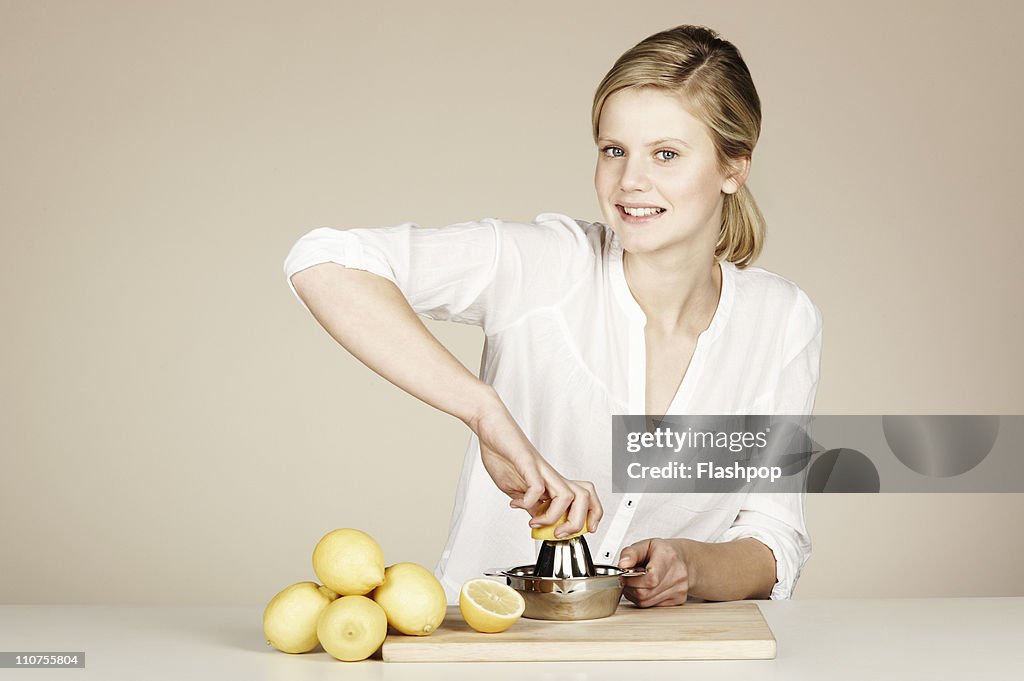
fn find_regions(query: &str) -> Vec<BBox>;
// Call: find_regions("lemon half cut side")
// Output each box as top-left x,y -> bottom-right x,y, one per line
459,578 -> 525,633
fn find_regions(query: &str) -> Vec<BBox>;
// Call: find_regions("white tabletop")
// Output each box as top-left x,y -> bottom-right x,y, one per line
2,598 -> 1022,680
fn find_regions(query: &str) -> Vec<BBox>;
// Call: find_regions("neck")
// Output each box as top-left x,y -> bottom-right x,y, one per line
623,248 -> 722,336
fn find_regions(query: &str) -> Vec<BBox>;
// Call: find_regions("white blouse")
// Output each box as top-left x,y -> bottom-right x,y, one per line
284,212 -> 822,602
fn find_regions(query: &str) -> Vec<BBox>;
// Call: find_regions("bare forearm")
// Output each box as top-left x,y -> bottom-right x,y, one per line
289,263 -> 497,425
680,537 -> 777,601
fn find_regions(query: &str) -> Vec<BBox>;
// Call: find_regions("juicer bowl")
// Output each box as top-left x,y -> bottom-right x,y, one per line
485,564 -> 646,621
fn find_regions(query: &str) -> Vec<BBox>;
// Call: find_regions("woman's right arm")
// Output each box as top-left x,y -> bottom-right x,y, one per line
289,262 -> 602,536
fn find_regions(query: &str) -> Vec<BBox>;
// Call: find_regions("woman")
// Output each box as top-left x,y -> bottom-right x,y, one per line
284,25 -> 821,606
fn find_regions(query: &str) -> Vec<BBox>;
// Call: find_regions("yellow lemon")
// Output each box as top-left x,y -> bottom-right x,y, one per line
312,528 -> 385,596
317,595 -> 388,662
531,513 -> 588,541
459,579 -> 525,633
263,581 -> 338,653
371,562 -> 447,636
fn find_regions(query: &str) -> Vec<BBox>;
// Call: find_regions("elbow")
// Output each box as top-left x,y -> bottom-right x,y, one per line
288,264 -> 325,298
282,227 -> 348,300
287,262 -> 352,312
284,261 -> 346,315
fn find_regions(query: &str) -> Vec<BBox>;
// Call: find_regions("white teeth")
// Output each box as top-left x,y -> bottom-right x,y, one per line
622,206 -> 664,217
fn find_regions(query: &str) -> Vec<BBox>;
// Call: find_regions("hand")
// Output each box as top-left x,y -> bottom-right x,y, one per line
468,397 -> 603,536
618,538 -> 692,607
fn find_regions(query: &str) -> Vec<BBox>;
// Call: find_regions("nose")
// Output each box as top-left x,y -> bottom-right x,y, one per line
619,156 -> 650,192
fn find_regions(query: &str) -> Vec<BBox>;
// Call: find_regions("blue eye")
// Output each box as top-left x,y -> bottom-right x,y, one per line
601,146 -> 624,158
656,150 -> 678,161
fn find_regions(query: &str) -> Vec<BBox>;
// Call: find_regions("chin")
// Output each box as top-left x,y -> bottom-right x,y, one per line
611,228 -> 662,255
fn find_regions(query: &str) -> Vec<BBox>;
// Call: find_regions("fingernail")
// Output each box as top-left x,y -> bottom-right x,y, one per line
530,522 -> 541,528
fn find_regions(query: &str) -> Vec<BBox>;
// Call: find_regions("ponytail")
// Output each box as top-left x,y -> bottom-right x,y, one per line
717,183 -> 765,268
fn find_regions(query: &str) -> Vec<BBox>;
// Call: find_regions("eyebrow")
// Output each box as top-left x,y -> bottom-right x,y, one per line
597,136 -> 692,149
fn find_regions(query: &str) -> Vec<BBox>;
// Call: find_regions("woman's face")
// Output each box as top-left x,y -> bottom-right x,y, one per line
594,87 -> 740,258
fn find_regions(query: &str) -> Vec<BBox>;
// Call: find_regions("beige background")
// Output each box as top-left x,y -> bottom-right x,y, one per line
2,0 -> 1022,604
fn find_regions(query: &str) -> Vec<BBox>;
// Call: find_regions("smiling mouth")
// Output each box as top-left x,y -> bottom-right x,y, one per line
617,204 -> 666,221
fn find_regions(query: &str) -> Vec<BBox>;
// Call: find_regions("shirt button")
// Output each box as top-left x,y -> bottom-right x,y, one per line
625,498 -> 634,508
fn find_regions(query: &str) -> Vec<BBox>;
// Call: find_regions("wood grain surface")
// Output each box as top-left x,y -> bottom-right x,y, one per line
382,601 -> 776,662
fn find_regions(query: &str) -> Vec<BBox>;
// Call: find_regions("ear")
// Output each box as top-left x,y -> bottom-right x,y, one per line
722,156 -> 751,195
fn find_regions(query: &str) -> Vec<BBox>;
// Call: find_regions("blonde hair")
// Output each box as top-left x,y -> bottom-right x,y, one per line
592,25 -> 765,267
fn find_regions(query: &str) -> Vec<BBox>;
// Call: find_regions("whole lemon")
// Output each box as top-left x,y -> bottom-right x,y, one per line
317,595 -> 388,662
263,581 -> 338,653
312,528 -> 385,596
371,562 -> 447,635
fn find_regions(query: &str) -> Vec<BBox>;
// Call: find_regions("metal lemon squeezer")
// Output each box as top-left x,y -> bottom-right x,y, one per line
485,534 -> 646,621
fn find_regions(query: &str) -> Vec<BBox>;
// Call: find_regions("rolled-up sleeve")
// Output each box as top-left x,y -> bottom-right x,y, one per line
283,220 -> 498,325
717,492 -> 811,599
282,214 -> 592,333
718,292 -> 822,599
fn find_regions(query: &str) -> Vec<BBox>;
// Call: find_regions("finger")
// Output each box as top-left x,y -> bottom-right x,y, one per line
623,589 -> 642,606
622,586 -> 675,608
512,494 -> 545,512
520,497 -> 550,518
526,463 -> 574,527
624,590 -> 658,608
622,543 -> 667,590
574,481 -> 603,533
654,594 -> 688,607
623,568 -> 662,591
623,548 -> 688,604
532,477 -> 573,524
626,589 -> 687,608
558,484 -> 590,538
618,539 -> 652,569
518,463 -> 547,512
532,487 -> 573,528
625,575 -> 688,607
521,485 -> 544,512
624,575 -> 672,601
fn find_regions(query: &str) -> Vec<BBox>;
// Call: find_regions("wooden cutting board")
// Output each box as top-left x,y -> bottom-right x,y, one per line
382,601 -> 776,662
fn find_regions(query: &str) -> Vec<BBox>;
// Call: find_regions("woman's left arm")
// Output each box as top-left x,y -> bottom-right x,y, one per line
618,537 -> 775,605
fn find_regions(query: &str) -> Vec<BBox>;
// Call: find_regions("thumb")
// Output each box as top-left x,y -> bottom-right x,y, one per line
618,540 -> 651,569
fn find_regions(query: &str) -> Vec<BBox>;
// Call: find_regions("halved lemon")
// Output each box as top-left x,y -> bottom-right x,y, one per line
459,579 -> 525,633
532,518 -> 589,540
532,501 -> 589,544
